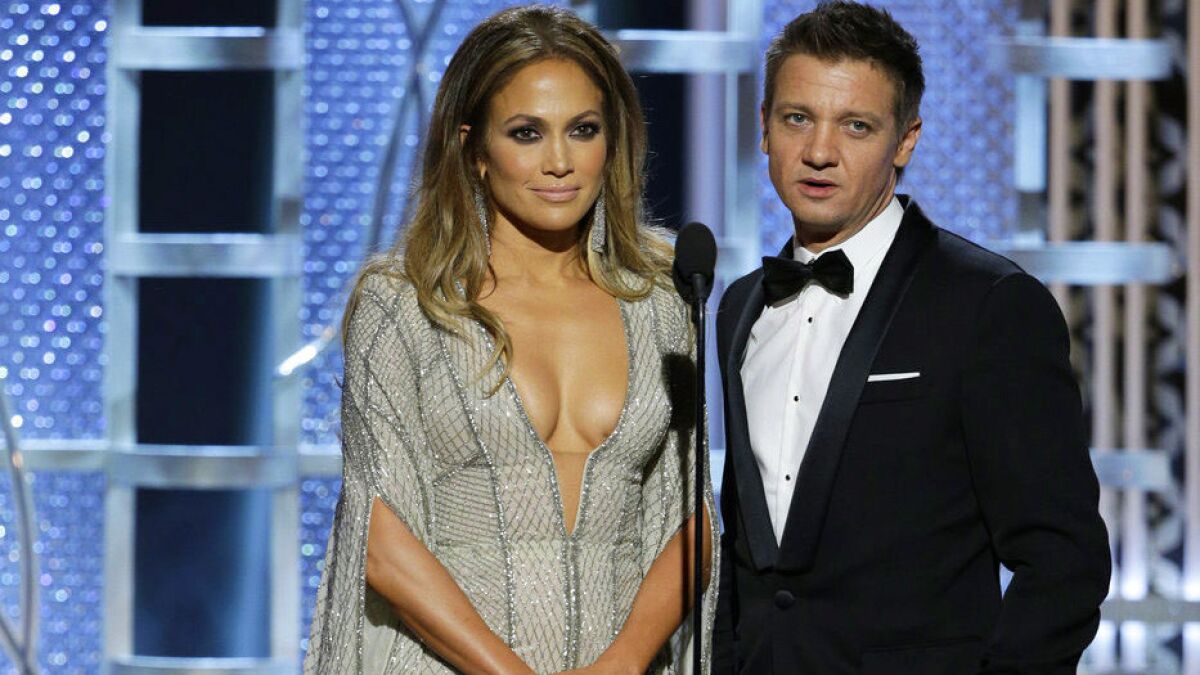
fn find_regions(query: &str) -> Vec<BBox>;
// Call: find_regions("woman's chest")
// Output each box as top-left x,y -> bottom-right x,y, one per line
417,301 -> 671,478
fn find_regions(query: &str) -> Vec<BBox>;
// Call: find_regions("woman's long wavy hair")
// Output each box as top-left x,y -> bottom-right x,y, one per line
344,5 -> 672,382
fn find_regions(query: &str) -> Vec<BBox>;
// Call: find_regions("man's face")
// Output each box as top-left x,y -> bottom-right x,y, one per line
762,54 -> 921,250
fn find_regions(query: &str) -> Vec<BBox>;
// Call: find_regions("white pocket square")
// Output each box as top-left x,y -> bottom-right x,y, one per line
867,371 -> 921,382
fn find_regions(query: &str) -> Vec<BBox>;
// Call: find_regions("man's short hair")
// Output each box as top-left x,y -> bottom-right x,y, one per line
764,1 -> 924,128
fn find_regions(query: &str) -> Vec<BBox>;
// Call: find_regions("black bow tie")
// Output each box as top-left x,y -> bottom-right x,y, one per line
761,249 -> 854,303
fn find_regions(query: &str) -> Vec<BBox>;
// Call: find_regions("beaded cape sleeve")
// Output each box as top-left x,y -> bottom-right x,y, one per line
639,284 -> 721,673
303,272 -> 440,673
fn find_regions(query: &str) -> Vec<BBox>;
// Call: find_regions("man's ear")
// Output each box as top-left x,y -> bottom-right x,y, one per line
893,116 -> 922,169
759,104 -> 769,154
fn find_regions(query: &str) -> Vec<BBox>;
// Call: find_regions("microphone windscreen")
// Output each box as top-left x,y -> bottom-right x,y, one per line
673,221 -> 717,302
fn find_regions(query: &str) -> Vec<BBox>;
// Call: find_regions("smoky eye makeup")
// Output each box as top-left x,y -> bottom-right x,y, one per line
571,121 -> 601,138
505,123 -> 543,143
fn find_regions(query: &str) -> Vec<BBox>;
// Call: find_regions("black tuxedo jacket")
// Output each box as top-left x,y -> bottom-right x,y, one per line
712,198 -> 1110,674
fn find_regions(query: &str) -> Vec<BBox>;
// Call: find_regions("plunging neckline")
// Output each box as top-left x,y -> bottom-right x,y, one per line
499,298 -> 634,538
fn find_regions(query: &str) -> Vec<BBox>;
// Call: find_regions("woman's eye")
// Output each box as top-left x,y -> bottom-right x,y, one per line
509,127 -> 541,142
571,122 -> 601,138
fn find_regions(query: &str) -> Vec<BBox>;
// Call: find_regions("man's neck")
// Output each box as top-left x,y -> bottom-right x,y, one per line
795,182 -> 898,254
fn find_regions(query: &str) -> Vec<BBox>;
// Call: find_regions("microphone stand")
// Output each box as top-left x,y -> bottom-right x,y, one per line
689,272 -> 707,675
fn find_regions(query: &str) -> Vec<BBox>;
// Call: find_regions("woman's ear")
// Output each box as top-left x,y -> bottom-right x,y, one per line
460,124 -> 487,180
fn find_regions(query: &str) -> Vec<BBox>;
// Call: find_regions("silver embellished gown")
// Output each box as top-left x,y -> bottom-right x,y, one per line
304,272 -> 719,674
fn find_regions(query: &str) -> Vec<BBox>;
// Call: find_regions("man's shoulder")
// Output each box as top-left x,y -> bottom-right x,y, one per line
923,223 -> 1030,291
915,220 -> 1060,321
899,198 -> 1025,285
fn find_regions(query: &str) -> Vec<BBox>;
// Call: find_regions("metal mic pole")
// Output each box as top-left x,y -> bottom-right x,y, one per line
690,272 -> 707,675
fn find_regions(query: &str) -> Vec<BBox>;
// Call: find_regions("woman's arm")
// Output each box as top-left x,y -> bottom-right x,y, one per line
565,505 -> 713,674
310,275 -> 531,674
366,496 -> 535,675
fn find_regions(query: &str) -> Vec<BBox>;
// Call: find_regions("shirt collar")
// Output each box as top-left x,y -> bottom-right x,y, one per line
792,197 -> 905,272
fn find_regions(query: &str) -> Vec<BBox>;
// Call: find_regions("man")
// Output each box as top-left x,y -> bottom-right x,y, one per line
711,2 -> 1111,673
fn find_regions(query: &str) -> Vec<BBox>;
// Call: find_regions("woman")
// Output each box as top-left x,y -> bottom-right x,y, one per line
304,6 -> 718,673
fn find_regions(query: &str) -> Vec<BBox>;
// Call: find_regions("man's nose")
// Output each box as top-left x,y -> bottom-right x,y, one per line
802,125 -> 838,170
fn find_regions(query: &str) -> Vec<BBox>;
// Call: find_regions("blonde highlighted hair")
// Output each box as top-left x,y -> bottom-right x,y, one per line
344,5 -> 672,381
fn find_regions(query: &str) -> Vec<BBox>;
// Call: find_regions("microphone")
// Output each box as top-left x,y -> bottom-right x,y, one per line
673,221 -> 717,304
672,221 -> 716,674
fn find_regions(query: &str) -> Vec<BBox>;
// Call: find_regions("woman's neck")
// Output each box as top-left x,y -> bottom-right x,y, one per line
488,221 -> 588,287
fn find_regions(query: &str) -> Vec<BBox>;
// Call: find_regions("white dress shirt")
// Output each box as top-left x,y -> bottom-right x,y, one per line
741,197 -> 905,543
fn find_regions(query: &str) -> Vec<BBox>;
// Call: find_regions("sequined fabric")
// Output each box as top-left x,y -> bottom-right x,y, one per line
304,271 -> 719,674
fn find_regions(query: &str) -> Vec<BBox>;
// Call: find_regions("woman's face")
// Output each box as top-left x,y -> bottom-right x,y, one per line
475,58 -> 608,241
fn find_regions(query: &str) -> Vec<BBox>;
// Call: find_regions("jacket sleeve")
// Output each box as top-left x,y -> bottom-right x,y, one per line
959,273 -> 1111,673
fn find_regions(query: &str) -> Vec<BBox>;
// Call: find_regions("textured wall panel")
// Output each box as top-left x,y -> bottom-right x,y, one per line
0,2 -> 108,440
0,471 -> 104,674
299,477 -> 339,652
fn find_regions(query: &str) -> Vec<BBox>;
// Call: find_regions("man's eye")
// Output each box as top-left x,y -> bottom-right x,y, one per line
785,113 -> 808,125
848,121 -> 870,133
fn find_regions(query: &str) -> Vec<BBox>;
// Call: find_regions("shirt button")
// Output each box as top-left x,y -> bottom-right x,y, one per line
774,590 -> 795,609
784,474 -> 791,481
793,395 -> 799,402
807,317 -> 814,324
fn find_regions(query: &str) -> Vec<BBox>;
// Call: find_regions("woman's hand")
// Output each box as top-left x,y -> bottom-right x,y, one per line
554,648 -> 643,674
555,663 -> 640,675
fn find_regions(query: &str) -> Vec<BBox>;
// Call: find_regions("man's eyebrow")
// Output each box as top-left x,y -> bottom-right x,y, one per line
772,101 -> 809,112
841,110 -> 885,125
771,104 -> 886,125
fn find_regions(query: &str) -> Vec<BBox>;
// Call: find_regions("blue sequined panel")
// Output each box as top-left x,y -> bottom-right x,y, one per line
299,477 -> 340,654
0,2 -> 107,671
0,2 -> 108,440
0,471 -> 105,674
759,0 -> 1018,252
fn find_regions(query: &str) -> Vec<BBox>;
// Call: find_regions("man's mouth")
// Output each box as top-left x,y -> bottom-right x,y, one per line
798,178 -> 837,197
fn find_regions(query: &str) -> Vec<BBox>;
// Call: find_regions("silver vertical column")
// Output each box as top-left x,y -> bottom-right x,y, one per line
102,0 -> 303,672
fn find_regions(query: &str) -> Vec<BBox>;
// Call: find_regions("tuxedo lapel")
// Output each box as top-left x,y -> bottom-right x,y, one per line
721,270 -> 780,570
776,200 -> 936,572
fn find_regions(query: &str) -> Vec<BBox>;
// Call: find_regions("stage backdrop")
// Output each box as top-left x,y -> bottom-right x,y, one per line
5,0 -> 1193,673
